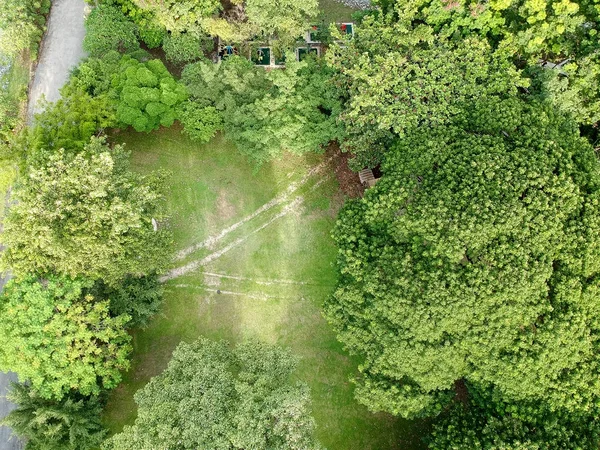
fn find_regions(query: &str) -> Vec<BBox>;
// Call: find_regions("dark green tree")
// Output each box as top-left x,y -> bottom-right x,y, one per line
83,4 -> 140,57
2,384 -> 106,450
102,339 -> 323,450
429,385 -> 600,449
324,98 -> 600,418
0,276 -> 131,399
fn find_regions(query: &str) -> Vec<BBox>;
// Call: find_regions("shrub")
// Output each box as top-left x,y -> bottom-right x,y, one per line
163,32 -> 211,65
178,101 -> 222,142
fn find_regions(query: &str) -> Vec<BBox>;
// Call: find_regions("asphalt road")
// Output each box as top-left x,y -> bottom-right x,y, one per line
2,0 -> 88,448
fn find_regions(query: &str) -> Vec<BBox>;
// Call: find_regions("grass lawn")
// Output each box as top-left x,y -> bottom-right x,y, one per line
103,126 -> 427,450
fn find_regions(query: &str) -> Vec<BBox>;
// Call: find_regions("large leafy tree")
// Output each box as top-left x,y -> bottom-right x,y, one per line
327,19 -> 523,167
324,98 -> 600,419
2,383 -> 106,450
2,136 -> 170,283
0,276 -> 131,399
103,339 -> 323,450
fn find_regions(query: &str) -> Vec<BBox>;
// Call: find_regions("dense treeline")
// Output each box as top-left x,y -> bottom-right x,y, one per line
1,0 -> 600,448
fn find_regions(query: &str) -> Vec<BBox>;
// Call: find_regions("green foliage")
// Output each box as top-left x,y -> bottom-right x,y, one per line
133,0 -> 221,35
2,136 -> 170,284
244,0 -> 319,43
325,98 -> 600,419
181,55 -> 343,164
163,32 -> 210,65
2,384 -> 107,450
0,0 -> 50,57
328,21 -> 523,167
104,0 -> 166,48
115,56 -> 188,132
429,385 -> 600,449
0,276 -> 131,399
91,274 -> 164,328
103,339 -> 323,450
30,90 -> 118,152
83,4 -> 140,57
371,0 -> 600,126
178,101 -> 223,143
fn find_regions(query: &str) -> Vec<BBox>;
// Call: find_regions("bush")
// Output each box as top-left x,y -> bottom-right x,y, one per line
178,101 -> 222,142
83,4 -> 139,57
163,32 -> 211,65
115,56 -> 188,132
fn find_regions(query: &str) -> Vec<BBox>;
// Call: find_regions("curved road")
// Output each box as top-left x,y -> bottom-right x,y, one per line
1,0 -> 87,448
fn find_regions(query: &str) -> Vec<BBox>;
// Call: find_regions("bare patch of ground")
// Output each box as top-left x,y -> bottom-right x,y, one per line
325,142 -> 364,198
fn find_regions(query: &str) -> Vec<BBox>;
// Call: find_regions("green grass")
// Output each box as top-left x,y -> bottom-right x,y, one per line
103,126 -> 427,450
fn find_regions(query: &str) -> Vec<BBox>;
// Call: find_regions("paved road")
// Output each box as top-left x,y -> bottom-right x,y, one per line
2,1 -> 88,448
27,0 -> 88,120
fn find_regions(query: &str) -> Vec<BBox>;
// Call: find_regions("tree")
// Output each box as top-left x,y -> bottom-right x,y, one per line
0,0 -> 50,57
328,21 -> 523,167
115,56 -> 188,132
103,339 -> 323,450
244,0 -> 318,43
2,383 -> 106,450
369,0 -> 600,126
91,274 -> 164,328
324,98 -> 600,419
2,136 -> 170,284
163,32 -> 210,65
182,55 -> 343,164
0,276 -> 131,399
133,0 -> 221,36
429,385 -> 600,449
83,4 -> 140,58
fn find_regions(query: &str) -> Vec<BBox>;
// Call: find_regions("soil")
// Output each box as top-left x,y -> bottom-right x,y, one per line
325,142 -> 365,198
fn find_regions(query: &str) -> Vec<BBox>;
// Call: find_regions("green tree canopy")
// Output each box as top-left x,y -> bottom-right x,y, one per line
103,339 -> 323,450
324,98 -> 600,419
83,4 -> 140,58
429,384 -> 600,449
182,55 -> 343,164
0,276 -> 131,399
2,136 -> 170,284
2,384 -> 107,450
369,0 -> 600,126
328,19 -> 523,167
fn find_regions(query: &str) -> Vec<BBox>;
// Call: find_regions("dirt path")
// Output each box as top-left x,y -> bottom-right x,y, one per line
27,0 -> 88,121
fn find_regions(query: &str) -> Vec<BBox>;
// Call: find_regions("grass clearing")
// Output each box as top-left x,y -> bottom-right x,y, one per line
103,126 -> 427,449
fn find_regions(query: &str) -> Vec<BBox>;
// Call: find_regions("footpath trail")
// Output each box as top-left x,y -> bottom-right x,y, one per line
27,0 -> 88,120
1,1 -> 88,448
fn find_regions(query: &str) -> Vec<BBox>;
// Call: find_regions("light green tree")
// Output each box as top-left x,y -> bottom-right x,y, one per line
325,98 -> 600,418
103,339 -> 323,450
2,136 -> 170,283
0,0 -> 50,57
0,276 -> 131,399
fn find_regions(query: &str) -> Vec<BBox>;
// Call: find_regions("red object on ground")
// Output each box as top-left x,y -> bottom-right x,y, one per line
341,24 -> 347,31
